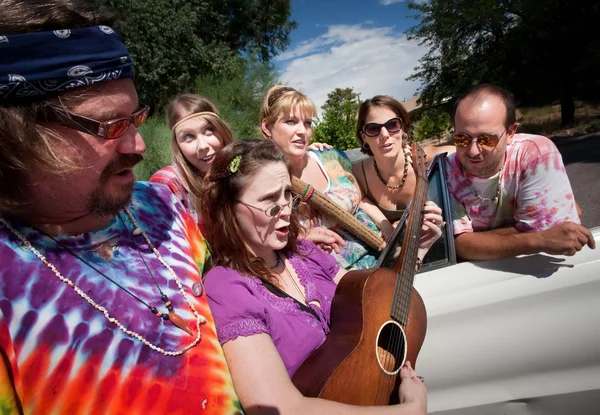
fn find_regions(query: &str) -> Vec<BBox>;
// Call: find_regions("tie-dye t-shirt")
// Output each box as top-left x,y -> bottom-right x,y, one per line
445,133 -> 580,235
306,149 -> 380,270
0,182 -> 241,415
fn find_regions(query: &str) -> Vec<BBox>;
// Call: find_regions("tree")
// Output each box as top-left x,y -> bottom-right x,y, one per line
312,87 -> 362,150
406,0 -> 600,126
412,108 -> 450,143
195,57 -> 280,139
101,0 -> 296,109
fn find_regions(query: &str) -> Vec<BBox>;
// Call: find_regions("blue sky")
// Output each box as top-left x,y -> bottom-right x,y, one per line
275,0 -> 428,114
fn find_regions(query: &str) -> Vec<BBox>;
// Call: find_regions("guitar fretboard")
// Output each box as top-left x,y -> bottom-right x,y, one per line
390,151 -> 428,326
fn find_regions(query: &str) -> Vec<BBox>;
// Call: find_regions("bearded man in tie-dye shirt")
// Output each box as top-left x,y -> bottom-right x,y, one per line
444,84 -> 595,261
0,1 -> 241,413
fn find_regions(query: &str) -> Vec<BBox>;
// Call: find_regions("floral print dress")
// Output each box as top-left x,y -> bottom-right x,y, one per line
304,149 -> 380,270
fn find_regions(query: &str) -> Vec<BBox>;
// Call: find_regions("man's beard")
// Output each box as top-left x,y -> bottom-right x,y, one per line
462,151 -> 504,178
87,154 -> 143,217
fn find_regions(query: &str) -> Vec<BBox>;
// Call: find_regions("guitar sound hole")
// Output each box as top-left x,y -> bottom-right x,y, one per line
375,321 -> 407,375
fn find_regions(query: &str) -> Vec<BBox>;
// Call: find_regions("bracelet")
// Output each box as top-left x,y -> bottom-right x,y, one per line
415,257 -> 423,271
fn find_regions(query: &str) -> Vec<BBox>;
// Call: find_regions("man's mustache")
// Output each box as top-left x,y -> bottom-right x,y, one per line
100,154 -> 144,182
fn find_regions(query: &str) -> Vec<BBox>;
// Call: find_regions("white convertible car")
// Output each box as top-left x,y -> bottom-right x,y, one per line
373,153 -> 600,414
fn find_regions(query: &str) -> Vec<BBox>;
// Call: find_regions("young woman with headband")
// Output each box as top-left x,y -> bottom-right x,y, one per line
150,94 -> 234,225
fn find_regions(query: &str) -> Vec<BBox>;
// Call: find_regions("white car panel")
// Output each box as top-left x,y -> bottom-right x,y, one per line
414,228 -> 600,414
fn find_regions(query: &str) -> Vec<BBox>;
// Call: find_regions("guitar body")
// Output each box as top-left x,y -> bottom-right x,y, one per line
292,267 -> 427,406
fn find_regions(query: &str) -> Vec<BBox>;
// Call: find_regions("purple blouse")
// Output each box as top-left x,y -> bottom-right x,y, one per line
205,239 -> 340,377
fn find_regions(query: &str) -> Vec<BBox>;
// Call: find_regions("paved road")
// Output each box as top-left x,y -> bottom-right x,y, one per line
558,134 -> 600,229
345,133 -> 600,229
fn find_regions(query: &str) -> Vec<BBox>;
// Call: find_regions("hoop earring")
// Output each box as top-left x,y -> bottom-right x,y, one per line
362,143 -> 370,151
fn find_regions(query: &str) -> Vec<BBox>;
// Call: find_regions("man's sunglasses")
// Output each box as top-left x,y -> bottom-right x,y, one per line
452,130 -> 506,148
42,105 -> 150,140
362,117 -> 403,137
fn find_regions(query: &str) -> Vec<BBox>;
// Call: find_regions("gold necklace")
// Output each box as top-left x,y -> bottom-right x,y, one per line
0,208 -> 206,356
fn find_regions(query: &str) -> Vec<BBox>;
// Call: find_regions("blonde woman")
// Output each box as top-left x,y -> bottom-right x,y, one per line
150,94 -> 233,224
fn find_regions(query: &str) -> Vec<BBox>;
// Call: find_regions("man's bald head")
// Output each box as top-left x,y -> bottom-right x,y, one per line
452,84 -> 516,129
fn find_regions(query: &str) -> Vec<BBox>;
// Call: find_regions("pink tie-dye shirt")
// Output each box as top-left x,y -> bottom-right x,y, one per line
445,134 -> 580,235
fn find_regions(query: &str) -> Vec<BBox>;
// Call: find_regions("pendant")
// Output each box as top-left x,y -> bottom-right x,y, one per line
89,236 -> 119,261
169,311 -> 194,336
191,281 -> 203,297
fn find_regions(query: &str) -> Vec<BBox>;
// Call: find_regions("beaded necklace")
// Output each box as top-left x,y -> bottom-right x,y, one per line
373,145 -> 412,190
0,208 -> 206,356
462,164 -> 504,203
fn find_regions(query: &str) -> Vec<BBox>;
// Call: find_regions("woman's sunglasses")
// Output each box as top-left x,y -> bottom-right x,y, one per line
42,105 -> 150,140
238,195 -> 301,217
362,117 -> 403,137
452,130 -> 506,148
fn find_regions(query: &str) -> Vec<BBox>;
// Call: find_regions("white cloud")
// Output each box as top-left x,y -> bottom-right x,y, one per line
277,24 -> 427,115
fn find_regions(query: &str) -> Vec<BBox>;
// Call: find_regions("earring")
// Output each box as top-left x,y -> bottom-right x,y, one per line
362,143 -> 370,151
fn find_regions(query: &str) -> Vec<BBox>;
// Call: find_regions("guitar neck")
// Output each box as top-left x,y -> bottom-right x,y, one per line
390,144 -> 429,326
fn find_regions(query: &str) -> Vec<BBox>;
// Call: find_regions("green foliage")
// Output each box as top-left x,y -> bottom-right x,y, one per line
101,0 -> 296,109
195,57 -> 279,139
412,110 -> 450,142
312,87 -> 362,151
406,0 -> 600,126
133,117 -> 172,181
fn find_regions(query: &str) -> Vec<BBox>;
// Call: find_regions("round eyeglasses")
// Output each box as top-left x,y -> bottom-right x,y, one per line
362,117 -> 403,137
238,195 -> 301,217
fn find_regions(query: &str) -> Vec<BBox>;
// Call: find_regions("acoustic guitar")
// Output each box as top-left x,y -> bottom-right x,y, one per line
292,143 -> 429,406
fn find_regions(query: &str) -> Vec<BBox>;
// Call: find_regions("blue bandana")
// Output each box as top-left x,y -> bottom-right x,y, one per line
0,25 -> 134,105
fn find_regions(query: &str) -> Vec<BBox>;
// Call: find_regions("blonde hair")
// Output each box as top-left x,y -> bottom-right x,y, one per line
259,85 -> 317,138
165,94 -> 234,210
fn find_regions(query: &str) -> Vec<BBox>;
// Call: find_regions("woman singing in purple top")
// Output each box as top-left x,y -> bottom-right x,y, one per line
201,140 -> 444,414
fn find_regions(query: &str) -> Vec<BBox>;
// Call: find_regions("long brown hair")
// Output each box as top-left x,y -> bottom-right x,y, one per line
0,0 -> 117,215
356,95 -> 412,156
200,139 -> 302,285
165,94 -> 234,212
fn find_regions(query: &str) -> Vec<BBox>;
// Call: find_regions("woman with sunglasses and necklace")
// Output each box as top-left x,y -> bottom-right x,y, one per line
201,139 -> 442,415
353,95 -> 454,237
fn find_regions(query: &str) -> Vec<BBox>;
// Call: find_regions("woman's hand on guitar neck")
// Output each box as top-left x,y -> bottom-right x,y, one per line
304,226 -> 346,254
399,361 -> 427,415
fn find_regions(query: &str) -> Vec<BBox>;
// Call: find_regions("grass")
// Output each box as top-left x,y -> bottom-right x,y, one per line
517,101 -> 600,138
133,117 -> 172,181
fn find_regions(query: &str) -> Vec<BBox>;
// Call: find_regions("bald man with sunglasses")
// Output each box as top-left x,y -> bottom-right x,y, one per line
444,84 -> 594,261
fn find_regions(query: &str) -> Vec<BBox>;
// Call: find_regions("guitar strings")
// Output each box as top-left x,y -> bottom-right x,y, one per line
380,188 -> 425,405
376,147 -> 428,405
